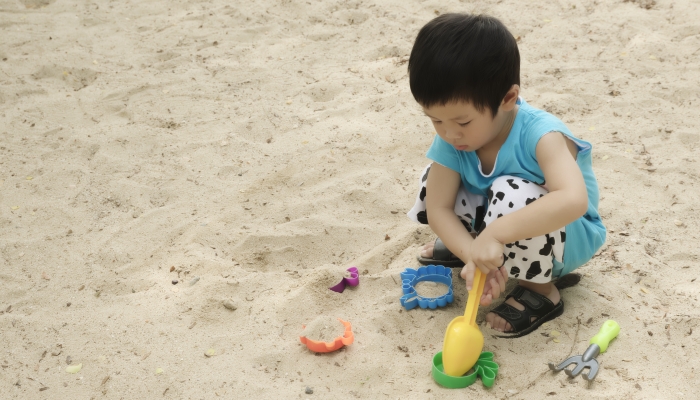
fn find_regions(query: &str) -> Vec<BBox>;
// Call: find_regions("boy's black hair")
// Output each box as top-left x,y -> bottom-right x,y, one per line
408,14 -> 520,117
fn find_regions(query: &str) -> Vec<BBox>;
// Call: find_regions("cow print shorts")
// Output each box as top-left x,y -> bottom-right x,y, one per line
407,163 -> 566,284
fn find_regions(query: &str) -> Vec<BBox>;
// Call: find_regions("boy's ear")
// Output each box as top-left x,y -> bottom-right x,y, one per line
500,85 -> 520,111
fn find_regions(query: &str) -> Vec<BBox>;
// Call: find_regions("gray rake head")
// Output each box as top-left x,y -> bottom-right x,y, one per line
548,343 -> 601,381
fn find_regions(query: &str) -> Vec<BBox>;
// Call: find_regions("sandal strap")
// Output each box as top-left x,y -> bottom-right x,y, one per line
506,286 -> 555,316
490,286 -> 557,333
490,303 -> 532,333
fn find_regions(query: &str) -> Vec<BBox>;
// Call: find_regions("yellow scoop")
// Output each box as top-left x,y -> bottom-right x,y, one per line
441,268 -> 486,377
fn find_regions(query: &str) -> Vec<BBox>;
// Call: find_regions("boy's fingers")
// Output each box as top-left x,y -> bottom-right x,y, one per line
489,277 -> 501,298
462,261 -> 475,290
497,268 -> 507,292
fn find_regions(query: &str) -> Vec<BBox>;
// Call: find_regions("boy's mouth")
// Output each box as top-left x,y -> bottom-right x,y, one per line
454,145 -> 469,151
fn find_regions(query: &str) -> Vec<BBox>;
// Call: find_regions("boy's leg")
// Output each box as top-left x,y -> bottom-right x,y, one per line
407,163 -> 485,263
484,177 -> 565,283
483,176 -> 566,334
407,163 -> 485,231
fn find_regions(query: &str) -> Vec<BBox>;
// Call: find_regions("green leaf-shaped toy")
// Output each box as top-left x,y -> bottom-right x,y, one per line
432,351 -> 499,388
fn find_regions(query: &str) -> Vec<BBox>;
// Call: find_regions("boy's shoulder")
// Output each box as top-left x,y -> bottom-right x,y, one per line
516,98 -> 570,135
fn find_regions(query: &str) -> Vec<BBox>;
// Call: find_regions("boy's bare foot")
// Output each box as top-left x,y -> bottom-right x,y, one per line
419,242 -> 435,258
485,280 -> 560,333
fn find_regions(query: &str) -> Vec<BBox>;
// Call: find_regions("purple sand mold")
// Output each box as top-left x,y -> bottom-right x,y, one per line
329,266 -> 360,293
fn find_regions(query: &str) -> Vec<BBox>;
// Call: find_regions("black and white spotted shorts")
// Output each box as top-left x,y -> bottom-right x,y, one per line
407,163 -> 566,284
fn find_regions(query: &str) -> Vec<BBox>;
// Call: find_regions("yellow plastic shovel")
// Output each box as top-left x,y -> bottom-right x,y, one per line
441,268 -> 486,377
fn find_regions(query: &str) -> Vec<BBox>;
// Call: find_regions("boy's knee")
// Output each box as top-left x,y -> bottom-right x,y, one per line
490,176 -> 547,200
487,176 -> 521,209
486,175 -> 548,217
489,175 -> 526,194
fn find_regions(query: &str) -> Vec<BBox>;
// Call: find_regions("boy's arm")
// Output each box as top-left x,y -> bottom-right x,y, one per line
425,163 -> 475,264
484,131 -> 588,246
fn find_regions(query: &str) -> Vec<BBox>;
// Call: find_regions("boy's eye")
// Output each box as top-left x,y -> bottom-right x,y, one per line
432,120 -> 442,125
458,122 -> 470,127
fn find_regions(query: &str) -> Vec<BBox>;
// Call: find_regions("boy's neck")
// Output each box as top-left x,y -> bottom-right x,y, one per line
480,105 -> 518,155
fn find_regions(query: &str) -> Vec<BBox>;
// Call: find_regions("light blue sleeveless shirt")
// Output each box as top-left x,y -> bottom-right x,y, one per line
426,98 -> 606,276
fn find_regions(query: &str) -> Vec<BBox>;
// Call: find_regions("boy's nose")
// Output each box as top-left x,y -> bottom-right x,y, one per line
445,128 -> 462,139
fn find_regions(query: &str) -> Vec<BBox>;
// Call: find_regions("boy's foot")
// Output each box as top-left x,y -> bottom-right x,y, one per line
420,240 -> 569,336
418,241 -> 435,259
485,280 -> 562,335
416,238 -> 464,268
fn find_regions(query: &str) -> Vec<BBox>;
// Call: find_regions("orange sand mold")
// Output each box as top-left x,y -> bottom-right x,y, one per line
299,318 -> 354,353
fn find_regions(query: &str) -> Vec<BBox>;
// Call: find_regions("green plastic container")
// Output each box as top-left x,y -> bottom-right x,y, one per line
432,351 -> 499,388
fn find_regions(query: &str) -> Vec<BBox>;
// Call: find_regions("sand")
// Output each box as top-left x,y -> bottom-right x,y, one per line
1,0 -> 699,398
414,281 -> 450,298
301,315 -> 347,343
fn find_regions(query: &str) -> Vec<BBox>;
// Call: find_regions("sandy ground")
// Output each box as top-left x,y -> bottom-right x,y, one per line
1,0 -> 700,398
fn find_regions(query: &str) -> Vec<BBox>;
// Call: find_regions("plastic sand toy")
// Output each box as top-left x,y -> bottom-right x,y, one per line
299,318 -> 354,353
441,268 -> 486,377
329,267 -> 360,293
548,320 -> 620,381
432,351 -> 499,388
399,265 -> 454,310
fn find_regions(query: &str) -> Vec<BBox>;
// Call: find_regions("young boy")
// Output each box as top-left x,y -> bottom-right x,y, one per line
406,14 -> 606,337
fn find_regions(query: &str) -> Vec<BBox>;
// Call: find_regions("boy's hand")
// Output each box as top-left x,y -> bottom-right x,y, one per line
460,233 -> 505,290
479,267 -> 508,306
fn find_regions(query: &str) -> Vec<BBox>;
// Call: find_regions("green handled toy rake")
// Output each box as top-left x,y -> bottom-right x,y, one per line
548,320 -> 620,381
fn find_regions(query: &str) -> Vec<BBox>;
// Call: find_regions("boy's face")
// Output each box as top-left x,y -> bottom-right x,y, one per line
422,101 -> 514,153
